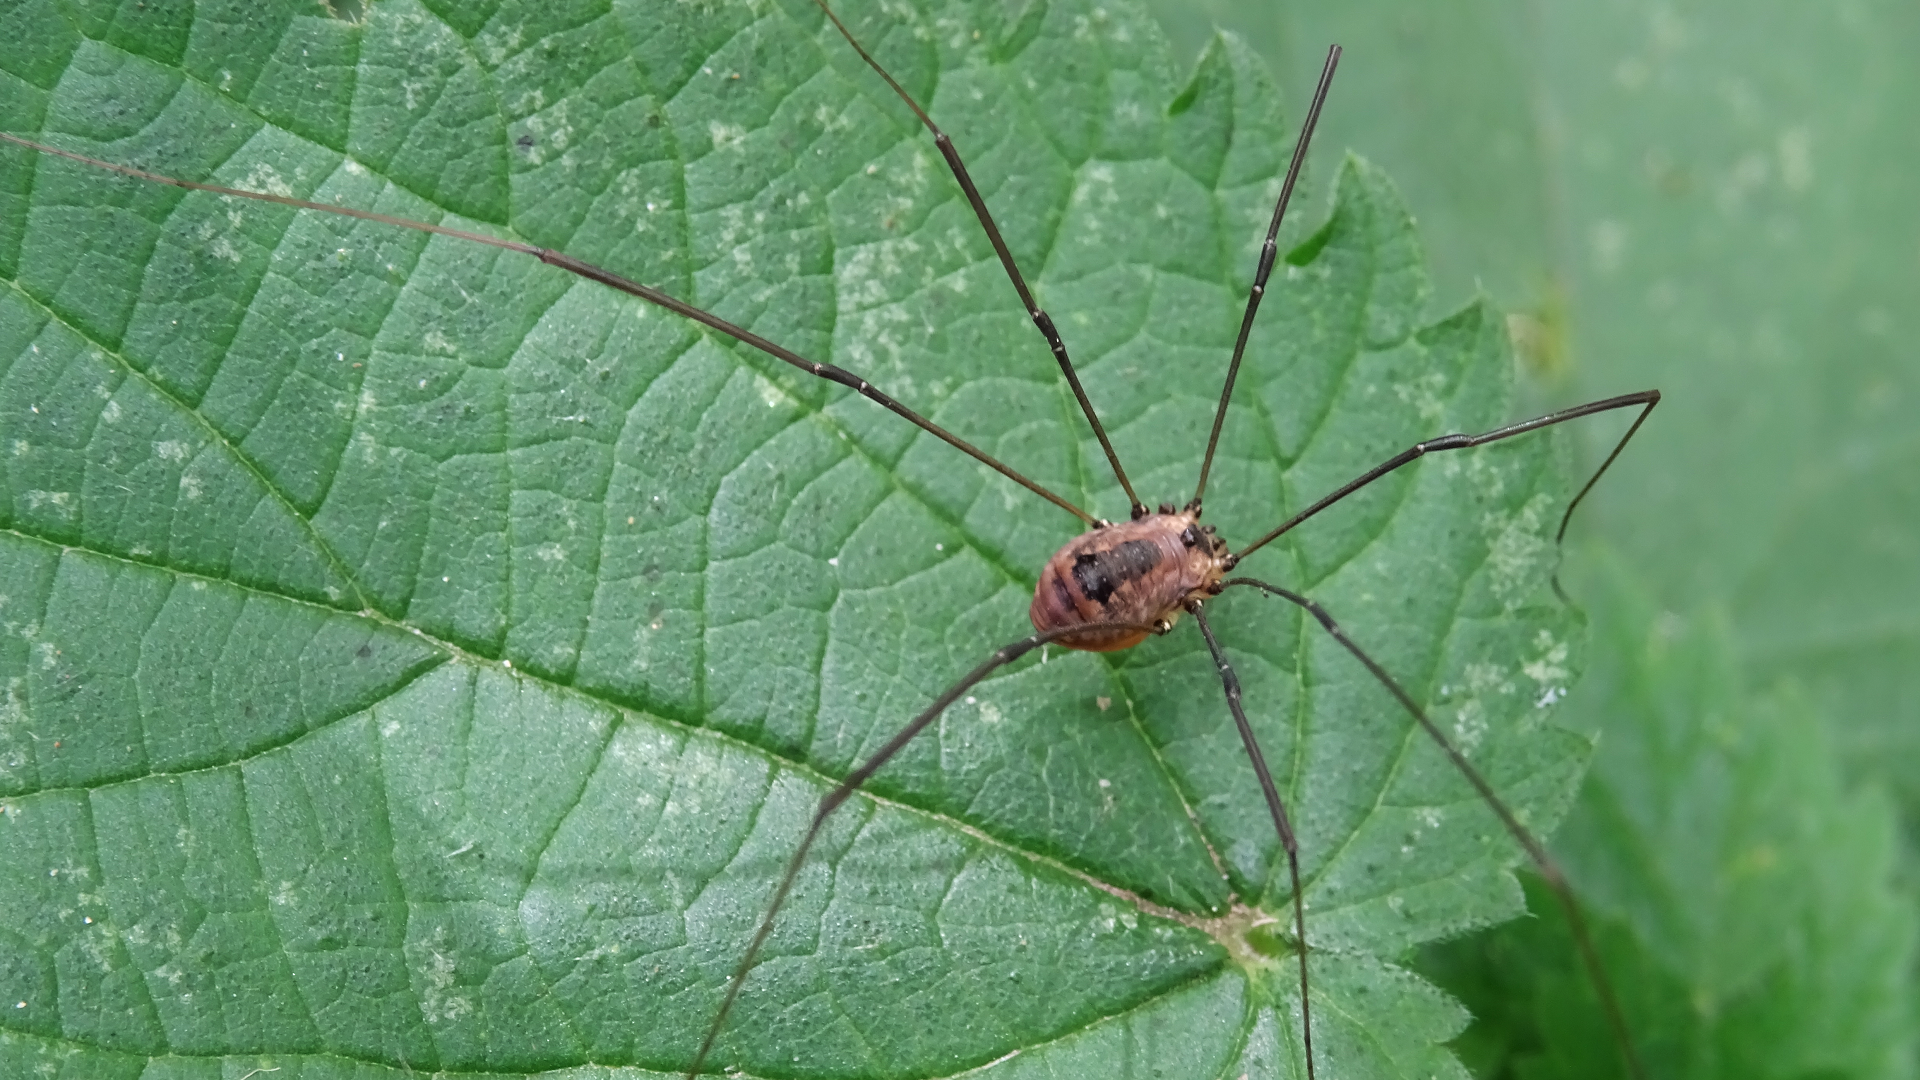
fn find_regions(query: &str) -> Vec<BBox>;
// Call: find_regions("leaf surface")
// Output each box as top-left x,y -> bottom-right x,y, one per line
0,1 -> 1591,1075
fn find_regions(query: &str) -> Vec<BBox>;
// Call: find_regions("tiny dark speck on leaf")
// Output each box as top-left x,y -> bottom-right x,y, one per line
515,134 -> 534,151
355,643 -> 373,659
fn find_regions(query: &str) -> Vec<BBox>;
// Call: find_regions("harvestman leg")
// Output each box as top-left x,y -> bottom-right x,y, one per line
809,0 -> 1148,519
0,132 -> 1097,528
1187,602 -> 1319,1080
1212,576 -> 1648,1080
1191,45 -> 1343,508
684,620 -> 1156,1079
1230,391 -> 1663,579
1195,396 -> 1663,1080
1174,34 -> 1654,1072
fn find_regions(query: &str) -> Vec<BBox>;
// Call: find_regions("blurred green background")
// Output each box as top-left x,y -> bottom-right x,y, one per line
0,0 -> 1910,1073
1139,0 -> 1920,1074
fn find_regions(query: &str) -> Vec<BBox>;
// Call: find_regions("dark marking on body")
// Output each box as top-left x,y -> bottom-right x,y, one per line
1052,573 -> 1078,615
1070,539 -> 1161,605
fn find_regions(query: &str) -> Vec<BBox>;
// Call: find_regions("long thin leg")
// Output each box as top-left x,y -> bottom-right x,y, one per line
1219,576 -> 1649,1080
810,0 -> 1145,519
684,618 -> 1154,1079
1188,601 -> 1317,1080
1192,45 -> 1342,509
1234,390 -> 1660,566
0,131 -> 1096,527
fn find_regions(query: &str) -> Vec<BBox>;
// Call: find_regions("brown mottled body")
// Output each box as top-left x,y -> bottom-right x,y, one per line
1030,509 -> 1230,651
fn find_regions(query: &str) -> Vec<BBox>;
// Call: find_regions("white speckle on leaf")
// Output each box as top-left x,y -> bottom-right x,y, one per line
237,162 -> 295,199
709,120 -> 747,150
1392,369 -> 1449,425
754,372 -> 795,409
24,491 -> 73,514
1082,162 -> 1118,208
1466,661 -> 1514,697
418,941 -> 473,1025
812,102 -> 851,134
1484,494 -> 1555,610
714,202 -> 751,251
153,440 -> 190,463
1452,703 -> 1488,754
840,240 -> 910,309
1450,660 -> 1518,752
1523,632 -> 1571,686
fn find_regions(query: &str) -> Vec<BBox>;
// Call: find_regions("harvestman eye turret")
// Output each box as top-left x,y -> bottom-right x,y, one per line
2,3 -> 1660,1076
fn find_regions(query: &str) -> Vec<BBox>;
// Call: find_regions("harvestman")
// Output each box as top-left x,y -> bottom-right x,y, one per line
2,4 -> 1659,1077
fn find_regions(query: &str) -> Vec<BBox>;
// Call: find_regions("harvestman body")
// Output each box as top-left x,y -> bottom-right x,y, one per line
1,3 -> 1660,1077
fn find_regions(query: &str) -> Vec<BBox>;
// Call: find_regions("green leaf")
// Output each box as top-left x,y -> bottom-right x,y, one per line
0,1 -> 1595,1075
1418,559 -> 1917,1080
